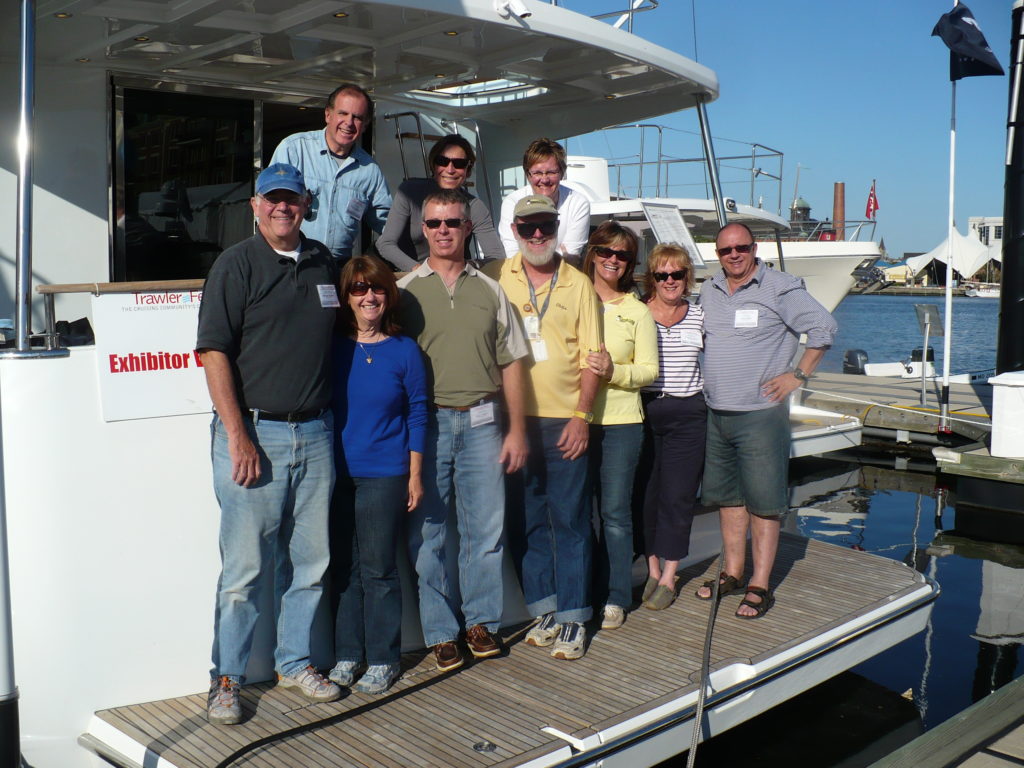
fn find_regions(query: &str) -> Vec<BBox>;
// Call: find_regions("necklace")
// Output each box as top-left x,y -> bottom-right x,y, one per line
355,328 -> 381,364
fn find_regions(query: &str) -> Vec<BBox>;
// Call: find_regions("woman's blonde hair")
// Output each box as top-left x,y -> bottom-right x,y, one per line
642,243 -> 695,299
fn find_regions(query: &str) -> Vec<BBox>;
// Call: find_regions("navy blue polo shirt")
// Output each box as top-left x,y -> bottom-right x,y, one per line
196,232 -> 338,413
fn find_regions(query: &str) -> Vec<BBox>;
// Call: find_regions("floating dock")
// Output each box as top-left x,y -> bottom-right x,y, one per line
870,675 -> 1024,768
81,535 -> 935,768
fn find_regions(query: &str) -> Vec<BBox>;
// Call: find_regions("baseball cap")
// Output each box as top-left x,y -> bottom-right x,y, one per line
256,163 -> 306,196
513,194 -> 558,218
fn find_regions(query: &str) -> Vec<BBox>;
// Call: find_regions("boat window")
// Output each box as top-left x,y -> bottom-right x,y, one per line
114,88 -> 254,282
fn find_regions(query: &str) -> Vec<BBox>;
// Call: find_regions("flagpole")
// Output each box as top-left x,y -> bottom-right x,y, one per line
940,78 -> 955,434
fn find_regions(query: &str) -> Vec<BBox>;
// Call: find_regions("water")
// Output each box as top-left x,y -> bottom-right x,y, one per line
659,294 -> 1023,766
820,294 -> 1001,376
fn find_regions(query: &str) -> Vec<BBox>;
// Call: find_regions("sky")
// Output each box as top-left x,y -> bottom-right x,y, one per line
558,0 -> 1012,261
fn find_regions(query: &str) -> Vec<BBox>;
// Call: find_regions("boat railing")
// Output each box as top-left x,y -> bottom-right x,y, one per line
784,218 -> 878,243
34,280 -> 203,350
545,0 -> 660,32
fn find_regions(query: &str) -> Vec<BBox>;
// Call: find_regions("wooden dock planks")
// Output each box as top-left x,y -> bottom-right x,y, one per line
93,535 -> 927,768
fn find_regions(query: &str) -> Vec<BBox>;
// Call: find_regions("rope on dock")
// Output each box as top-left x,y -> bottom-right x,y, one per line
799,386 -> 990,429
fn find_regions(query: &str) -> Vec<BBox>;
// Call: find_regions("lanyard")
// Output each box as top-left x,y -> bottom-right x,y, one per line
526,261 -> 560,330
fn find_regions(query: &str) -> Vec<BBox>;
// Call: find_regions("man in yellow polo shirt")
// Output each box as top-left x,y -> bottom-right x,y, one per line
486,195 -> 601,660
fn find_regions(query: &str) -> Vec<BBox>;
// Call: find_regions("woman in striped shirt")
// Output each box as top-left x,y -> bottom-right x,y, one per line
639,244 -> 706,610
583,221 -> 659,630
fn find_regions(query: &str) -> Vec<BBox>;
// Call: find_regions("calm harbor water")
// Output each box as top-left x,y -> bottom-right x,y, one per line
663,293 -> 1023,766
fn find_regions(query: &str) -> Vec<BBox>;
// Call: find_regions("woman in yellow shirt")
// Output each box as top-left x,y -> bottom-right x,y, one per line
583,221 -> 659,629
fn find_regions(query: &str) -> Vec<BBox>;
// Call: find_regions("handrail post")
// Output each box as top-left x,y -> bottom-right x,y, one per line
696,97 -> 728,229
14,0 -> 35,353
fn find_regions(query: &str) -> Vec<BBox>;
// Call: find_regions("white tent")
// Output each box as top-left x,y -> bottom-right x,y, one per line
906,228 -> 998,279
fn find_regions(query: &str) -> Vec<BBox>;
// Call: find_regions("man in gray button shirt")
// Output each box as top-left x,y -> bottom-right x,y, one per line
696,222 -> 836,618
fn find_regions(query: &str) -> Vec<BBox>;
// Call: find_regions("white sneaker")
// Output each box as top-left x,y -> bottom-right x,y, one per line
207,676 -> 242,725
551,622 -> 586,660
277,665 -> 341,702
525,613 -> 561,647
328,660 -> 362,687
601,604 -> 625,630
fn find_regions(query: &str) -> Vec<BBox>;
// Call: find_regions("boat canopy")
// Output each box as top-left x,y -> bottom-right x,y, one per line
21,0 -> 718,136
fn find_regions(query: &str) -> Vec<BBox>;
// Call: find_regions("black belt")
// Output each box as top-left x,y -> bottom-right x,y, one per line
433,394 -> 497,412
250,408 -> 325,423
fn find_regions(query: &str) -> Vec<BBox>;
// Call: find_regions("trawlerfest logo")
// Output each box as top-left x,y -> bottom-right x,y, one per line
121,290 -> 203,312
108,350 -> 204,373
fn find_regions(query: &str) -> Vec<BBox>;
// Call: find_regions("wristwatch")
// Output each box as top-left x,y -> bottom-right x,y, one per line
792,367 -> 809,383
572,410 -> 594,423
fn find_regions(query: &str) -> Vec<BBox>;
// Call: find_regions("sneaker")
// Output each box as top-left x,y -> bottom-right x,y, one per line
207,676 -> 242,725
601,604 -> 625,630
551,622 -> 586,660
525,613 -> 561,647
432,641 -> 464,672
465,624 -> 502,659
277,665 -> 341,702
353,663 -> 401,694
328,660 -> 363,687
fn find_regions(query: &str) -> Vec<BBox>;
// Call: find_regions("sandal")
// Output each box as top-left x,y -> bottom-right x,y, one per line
736,587 -> 775,619
695,573 -> 744,601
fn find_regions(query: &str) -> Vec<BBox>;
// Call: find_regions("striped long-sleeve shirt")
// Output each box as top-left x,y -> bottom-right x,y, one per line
698,260 -> 836,411
642,302 -> 704,398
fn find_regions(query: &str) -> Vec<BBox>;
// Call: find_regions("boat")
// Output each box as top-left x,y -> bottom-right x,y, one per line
1,2 -> 929,766
965,283 -> 1001,298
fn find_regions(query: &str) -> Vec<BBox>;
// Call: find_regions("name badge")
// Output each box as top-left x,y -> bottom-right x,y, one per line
346,197 -> 367,220
679,328 -> 703,348
317,285 -> 341,308
734,309 -> 759,328
470,401 -> 496,428
531,339 -> 549,362
523,315 -> 541,341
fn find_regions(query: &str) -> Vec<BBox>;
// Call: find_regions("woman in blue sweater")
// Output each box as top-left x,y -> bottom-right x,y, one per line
328,255 -> 428,694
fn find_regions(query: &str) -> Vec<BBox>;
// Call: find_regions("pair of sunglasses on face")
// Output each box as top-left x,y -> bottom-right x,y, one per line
433,155 -> 470,170
592,245 -> 633,262
716,243 -> 755,257
349,281 -> 387,296
653,270 -> 687,282
515,219 -> 558,238
423,218 -> 467,229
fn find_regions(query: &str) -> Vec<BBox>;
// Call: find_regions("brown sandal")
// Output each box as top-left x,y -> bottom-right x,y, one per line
695,573 -> 745,601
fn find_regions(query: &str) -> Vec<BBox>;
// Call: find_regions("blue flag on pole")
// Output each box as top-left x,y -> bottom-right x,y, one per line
932,4 -> 1004,81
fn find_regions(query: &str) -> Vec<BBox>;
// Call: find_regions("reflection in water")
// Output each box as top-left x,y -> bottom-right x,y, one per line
660,452 -> 1024,767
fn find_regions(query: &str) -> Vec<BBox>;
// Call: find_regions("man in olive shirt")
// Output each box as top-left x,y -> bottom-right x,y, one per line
398,188 -> 528,672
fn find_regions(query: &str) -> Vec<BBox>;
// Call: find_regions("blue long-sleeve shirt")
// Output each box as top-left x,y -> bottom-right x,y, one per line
270,129 -> 391,260
332,335 -> 428,478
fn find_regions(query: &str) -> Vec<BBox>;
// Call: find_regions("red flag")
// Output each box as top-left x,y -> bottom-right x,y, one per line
865,181 -> 879,219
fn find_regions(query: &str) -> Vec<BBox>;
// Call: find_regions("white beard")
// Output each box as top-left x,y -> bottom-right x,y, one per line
516,234 -> 558,266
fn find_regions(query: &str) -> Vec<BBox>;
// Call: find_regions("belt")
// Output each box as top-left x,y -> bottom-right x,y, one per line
433,394 -> 497,412
249,408 -> 325,423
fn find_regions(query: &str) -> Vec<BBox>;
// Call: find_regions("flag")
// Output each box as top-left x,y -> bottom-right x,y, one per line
865,181 -> 879,220
932,3 -> 1005,81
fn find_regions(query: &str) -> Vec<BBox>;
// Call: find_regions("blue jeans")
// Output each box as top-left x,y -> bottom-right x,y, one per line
331,474 -> 406,666
589,423 -> 644,609
507,417 -> 592,624
408,408 -> 505,647
210,412 -> 334,680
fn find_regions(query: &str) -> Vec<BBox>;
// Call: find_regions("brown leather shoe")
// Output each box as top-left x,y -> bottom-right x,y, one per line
465,624 -> 502,659
432,641 -> 464,672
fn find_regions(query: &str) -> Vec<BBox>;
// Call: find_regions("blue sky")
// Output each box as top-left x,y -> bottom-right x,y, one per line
560,0 -> 1011,260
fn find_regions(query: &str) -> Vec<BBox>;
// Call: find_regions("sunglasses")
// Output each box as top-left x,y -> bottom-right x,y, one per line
433,155 -> 470,170
592,245 -> 633,262
349,281 -> 387,296
653,270 -> 687,282
515,220 -> 558,238
716,243 -> 755,257
423,218 -> 466,229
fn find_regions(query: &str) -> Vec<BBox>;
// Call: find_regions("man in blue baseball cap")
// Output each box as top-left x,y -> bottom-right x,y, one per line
197,161 -> 342,724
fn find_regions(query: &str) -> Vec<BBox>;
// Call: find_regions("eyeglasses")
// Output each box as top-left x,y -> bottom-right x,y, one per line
259,192 -> 304,206
592,246 -> 633,262
423,218 -> 466,229
433,155 -> 470,170
528,169 -> 561,180
349,281 -> 387,296
515,219 -> 558,238
716,243 -> 755,257
653,270 -> 686,282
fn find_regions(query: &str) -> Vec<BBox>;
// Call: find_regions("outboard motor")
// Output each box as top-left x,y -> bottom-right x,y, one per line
912,347 -> 935,363
843,349 -> 869,374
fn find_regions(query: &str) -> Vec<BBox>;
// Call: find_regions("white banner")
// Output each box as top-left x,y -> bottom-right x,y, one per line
92,290 -> 211,421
